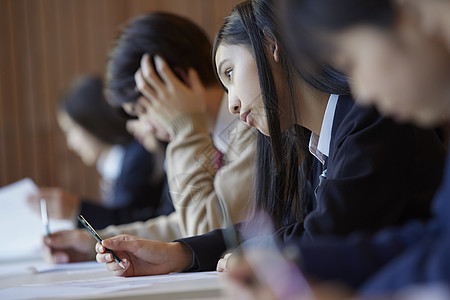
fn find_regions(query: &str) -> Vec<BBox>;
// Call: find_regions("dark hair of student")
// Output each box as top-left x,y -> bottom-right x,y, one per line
60,75 -> 133,146
213,0 -> 351,229
106,12 -> 217,108
281,0 -> 394,64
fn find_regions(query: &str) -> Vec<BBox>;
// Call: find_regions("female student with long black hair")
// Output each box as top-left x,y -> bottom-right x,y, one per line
94,0 -> 445,277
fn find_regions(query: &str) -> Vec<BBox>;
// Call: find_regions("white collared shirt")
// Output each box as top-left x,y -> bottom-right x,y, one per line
309,94 -> 339,165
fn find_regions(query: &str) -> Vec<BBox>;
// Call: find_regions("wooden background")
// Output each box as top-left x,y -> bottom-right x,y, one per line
0,0 -> 242,199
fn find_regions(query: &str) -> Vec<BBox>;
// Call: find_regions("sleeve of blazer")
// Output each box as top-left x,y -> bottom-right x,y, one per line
175,224 -> 242,272
99,113 -> 256,242
294,220 -> 428,289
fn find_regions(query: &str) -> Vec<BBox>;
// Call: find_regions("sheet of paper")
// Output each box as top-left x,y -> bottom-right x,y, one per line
0,271 -> 221,299
0,178 -> 74,260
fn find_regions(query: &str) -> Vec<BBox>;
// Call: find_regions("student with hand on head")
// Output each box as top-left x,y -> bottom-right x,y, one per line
28,75 -> 169,231
224,0 -> 450,298
40,12 -> 257,264
94,0 -> 445,278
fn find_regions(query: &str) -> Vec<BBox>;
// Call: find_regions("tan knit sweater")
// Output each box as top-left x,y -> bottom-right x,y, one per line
99,110 -> 257,242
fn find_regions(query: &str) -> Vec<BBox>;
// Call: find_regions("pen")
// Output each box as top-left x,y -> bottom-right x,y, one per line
77,215 -> 125,269
40,198 -> 50,237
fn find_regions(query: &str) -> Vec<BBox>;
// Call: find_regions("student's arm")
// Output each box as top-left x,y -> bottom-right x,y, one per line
165,114 -> 256,236
294,220 -> 428,288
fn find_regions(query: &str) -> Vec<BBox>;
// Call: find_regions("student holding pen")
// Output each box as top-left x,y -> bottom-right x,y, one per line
224,0 -> 450,298
41,12 -> 257,264
28,75 -> 170,230
95,0 -> 445,279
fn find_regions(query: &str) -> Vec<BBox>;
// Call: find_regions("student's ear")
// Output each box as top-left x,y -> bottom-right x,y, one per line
263,27 -> 280,63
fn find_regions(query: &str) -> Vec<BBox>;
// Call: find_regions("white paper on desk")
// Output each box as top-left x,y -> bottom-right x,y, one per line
0,271 -> 220,299
0,178 -> 74,260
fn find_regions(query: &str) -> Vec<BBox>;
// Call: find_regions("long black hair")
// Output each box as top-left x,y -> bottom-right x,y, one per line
281,0 -> 394,68
213,0 -> 351,229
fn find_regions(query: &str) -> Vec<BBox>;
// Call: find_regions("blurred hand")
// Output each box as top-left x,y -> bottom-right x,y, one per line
96,235 -> 193,277
224,248 -> 354,300
42,229 -> 94,264
27,187 -> 80,220
134,54 -> 206,132
217,252 -> 233,272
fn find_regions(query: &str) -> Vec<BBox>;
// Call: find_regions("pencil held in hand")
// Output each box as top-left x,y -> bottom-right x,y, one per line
77,215 -> 125,269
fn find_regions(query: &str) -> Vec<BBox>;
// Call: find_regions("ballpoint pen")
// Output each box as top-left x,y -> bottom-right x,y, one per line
77,215 -> 125,269
40,198 -> 51,237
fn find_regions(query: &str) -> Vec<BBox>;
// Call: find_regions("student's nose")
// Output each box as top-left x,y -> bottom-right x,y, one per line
228,92 -> 241,115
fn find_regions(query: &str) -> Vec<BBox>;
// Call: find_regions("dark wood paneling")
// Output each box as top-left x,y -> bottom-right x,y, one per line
0,0 -> 241,200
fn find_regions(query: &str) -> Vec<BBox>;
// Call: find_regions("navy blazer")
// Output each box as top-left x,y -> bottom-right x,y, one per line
177,96 -> 445,271
297,143 -> 450,295
78,140 -> 174,229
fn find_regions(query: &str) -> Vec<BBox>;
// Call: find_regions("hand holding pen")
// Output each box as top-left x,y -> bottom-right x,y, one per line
77,215 -> 125,269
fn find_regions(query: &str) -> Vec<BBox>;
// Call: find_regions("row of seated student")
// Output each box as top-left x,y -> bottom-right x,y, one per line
34,0 -> 450,298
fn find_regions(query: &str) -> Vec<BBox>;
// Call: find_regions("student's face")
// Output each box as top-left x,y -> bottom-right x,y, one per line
328,24 -> 450,127
57,111 -> 104,166
126,119 -> 159,152
215,44 -> 270,136
122,98 -> 171,142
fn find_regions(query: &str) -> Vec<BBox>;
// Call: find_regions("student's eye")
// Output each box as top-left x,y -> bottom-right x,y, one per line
224,68 -> 233,80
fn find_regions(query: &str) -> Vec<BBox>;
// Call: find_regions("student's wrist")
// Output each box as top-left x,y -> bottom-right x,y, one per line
168,242 -> 194,272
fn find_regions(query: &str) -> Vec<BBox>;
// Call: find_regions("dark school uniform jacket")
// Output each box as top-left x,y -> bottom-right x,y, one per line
176,95 -> 446,272
78,140 -> 174,229
296,142 -> 450,295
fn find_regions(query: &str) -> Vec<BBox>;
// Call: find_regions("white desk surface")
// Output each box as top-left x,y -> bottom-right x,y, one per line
0,257 -> 227,300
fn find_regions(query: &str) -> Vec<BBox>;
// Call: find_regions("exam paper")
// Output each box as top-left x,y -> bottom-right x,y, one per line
0,178 -> 74,260
0,271 -> 221,299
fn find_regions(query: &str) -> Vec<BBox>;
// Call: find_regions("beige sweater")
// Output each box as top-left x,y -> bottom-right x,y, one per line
99,110 -> 257,242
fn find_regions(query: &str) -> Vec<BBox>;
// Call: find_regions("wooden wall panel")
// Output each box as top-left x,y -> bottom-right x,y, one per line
0,0 -> 242,200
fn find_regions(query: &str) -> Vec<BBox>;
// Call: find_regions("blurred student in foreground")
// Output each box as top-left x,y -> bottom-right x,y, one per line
224,0 -> 450,298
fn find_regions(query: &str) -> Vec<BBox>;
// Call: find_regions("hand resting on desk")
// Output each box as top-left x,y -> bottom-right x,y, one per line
43,229 -> 94,264
96,234 -> 193,277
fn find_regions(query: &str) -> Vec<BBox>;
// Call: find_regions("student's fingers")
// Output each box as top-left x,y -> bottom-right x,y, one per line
217,252 -> 233,272
96,252 -> 112,264
187,68 -> 205,95
154,55 -> 180,89
46,230 -> 77,248
217,258 -> 227,272
135,69 -> 157,101
140,54 -> 165,95
106,259 -> 130,277
101,234 -> 139,252
95,242 -> 105,254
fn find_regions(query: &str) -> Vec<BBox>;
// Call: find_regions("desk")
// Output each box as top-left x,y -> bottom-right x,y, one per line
0,258 -> 227,300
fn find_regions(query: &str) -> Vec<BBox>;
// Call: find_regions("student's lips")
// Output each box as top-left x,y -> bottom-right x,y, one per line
240,111 -> 253,127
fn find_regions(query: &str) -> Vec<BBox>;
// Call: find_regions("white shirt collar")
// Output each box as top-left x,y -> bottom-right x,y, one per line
97,145 -> 125,181
309,94 -> 339,165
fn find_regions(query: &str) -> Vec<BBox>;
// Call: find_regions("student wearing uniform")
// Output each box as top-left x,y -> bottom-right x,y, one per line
29,75 -> 169,230
260,0 -> 450,296
223,0 -> 450,298
94,0 -> 445,279
41,12 -> 257,264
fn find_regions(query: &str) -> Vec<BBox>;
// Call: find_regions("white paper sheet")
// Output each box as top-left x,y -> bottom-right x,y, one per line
0,271 -> 220,299
0,178 -> 74,260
